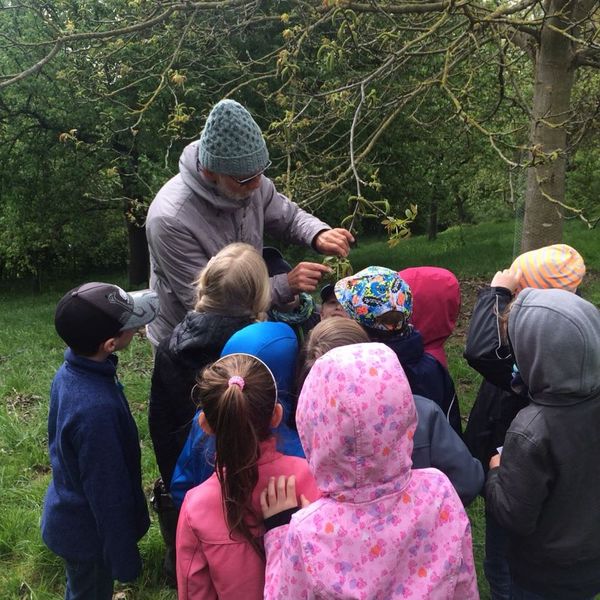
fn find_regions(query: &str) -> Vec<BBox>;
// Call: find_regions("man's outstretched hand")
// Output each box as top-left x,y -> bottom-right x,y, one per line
287,262 -> 332,294
314,228 -> 354,258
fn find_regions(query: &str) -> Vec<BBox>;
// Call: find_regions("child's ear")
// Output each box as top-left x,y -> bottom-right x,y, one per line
100,337 -> 118,354
270,403 -> 283,428
198,411 -> 214,435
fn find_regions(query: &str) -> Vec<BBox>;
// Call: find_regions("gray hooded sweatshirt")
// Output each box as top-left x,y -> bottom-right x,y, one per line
485,287 -> 600,599
146,142 -> 330,344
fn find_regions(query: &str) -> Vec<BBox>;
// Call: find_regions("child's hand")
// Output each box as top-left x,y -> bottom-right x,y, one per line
490,268 -> 521,294
260,475 -> 310,519
489,453 -> 501,469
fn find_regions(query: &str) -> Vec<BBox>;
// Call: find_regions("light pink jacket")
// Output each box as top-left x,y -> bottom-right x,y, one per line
264,343 -> 479,600
176,439 -> 319,600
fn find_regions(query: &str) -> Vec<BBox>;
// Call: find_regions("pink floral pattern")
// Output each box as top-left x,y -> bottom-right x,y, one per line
264,343 -> 479,599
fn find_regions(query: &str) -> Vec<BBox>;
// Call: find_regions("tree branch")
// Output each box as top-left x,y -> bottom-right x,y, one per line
321,0 -> 470,15
0,41 -> 62,88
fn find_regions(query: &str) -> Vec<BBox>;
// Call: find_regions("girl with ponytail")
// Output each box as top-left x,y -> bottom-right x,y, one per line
175,353 -> 319,600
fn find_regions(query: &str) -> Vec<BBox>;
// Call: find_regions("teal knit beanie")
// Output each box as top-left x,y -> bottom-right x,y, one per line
198,99 -> 269,177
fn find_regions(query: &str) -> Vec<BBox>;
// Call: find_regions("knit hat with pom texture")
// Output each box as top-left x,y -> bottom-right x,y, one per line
197,99 -> 269,177
511,244 -> 586,293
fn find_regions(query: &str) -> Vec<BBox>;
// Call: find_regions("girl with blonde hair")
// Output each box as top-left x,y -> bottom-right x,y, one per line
148,242 -> 270,582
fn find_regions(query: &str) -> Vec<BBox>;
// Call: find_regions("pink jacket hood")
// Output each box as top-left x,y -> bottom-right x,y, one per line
297,342 -> 416,502
399,267 -> 460,368
265,343 -> 479,599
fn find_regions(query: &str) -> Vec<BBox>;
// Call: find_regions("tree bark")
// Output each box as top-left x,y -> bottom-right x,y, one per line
428,196 -> 438,241
127,220 -> 149,286
115,145 -> 150,286
522,0 -> 576,252
455,191 -> 469,223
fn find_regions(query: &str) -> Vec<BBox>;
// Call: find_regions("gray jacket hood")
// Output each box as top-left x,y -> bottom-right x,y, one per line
508,287 -> 600,403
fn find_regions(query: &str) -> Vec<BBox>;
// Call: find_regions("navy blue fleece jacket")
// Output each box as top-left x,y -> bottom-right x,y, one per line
41,349 -> 149,581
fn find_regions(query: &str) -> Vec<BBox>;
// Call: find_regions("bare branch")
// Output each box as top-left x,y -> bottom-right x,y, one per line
575,47 -> 600,68
0,41 -> 61,88
323,0 -> 470,16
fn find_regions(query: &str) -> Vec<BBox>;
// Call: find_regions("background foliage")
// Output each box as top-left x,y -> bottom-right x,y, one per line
1,1 -> 598,287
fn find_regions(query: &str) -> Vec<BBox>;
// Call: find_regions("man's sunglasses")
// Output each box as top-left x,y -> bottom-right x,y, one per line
231,160 -> 272,185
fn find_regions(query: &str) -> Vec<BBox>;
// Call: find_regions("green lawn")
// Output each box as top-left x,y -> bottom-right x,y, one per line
0,220 -> 598,599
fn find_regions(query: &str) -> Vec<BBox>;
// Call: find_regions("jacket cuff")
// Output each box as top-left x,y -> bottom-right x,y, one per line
264,507 -> 299,531
270,273 -> 295,307
490,286 -> 514,297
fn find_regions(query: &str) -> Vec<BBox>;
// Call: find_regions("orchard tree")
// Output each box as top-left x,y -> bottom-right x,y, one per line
1,0 -> 598,272
267,0 -> 600,250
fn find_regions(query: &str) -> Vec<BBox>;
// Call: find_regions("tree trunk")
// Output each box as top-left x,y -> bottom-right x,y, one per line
455,192 -> 468,223
115,143 -> 151,287
428,197 -> 438,241
127,220 -> 149,286
522,0 -> 576,252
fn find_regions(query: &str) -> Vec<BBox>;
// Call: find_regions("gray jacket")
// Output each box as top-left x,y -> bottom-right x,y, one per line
412,395 -> 483,506
146,142 -> 329,344
485,288 -> 600,599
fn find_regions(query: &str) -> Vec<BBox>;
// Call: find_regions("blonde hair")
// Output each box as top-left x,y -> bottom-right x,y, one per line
195,243 -> 271,317
298,317 -> 370,388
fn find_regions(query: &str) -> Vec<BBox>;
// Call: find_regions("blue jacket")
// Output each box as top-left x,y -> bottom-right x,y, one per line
149,311 -> 252,487
41,349 -> 149,581
412,395 -> 483,506
170,322 -> 302,507
379,328 -> 462,435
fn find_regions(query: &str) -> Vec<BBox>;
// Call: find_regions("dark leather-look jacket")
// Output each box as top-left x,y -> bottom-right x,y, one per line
463,286 -> 528,469
148,311 -> 252,487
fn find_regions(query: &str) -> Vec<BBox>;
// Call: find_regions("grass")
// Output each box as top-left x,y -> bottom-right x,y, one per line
0,219 -> 598,599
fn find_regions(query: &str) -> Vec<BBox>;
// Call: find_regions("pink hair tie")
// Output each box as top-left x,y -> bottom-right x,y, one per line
228,375 -> 245,391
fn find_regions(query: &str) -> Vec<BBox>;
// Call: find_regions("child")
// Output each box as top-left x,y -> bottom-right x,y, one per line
149,242 -> 271,580
175,353 -> 320,599
298,317 -> 483,505
465,244 -> 585,393
41,282 -> 159,599
149,242 -> 271,487
261,343 -> 479,599
399,266 -> 461,369
335,266 -> 462,434
319,283 -> 349,320
170,320 -> 305,507
463,244 -> 586,600
485,288 -> 600,600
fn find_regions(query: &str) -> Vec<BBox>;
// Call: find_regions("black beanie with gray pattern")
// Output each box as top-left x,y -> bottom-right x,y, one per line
197,99 -> 269,177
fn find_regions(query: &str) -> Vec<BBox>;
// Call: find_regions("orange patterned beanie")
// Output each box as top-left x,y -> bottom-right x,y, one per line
511,244 -> 585,293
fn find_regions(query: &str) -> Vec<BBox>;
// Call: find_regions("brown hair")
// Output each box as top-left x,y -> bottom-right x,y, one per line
498,298 -> 517,347
298,317 -> 370,389
196,353 -> 277,556
194,243 -> 270,318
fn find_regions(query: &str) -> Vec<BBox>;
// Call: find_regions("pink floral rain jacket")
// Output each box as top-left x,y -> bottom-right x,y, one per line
264,342 -> 479,600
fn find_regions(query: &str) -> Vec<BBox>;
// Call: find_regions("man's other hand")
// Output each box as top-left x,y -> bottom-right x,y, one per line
287,262 -> 332,294
314,228 -> 354,257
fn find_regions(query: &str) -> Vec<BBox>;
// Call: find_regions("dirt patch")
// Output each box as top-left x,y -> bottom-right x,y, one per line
5,391 -> 43,419
455,277 -> 488,337
30,463 -> 51,475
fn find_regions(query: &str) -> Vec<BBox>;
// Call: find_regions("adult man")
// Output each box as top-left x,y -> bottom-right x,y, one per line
146,98 -> 353,345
